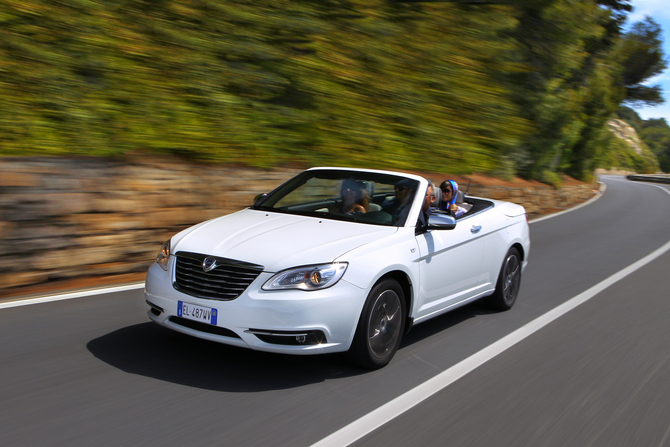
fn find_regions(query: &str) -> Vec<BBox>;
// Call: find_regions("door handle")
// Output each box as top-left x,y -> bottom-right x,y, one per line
470,225 -> 482,234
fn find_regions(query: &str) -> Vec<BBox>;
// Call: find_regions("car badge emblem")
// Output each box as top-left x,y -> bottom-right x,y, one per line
202,257 -> 217,272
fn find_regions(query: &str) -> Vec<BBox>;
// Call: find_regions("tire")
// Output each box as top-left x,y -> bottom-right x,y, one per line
349,279 -> 406,370
487,247 -> 522,311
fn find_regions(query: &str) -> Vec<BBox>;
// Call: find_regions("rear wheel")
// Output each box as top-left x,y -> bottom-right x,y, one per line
487,247 -> 522,311
349,279 -> 406,369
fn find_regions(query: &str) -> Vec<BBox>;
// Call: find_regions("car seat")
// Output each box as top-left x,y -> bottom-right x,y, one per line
455,189 -> 465,205
431,184 -> 441,208
363,181 -> 382,211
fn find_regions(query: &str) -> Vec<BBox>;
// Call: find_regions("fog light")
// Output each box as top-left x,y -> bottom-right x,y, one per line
247,329 -> 327,345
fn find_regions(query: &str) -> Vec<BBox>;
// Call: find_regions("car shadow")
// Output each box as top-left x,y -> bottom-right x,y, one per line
87,322 -> 362,392
87,301 -> 499,391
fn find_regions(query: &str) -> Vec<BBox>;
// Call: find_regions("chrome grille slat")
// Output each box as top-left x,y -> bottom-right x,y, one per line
173,252 -> 264,301
177,269 -> 261,280
176,271 -> 255,287
176,257 -> 259,275
175,269 -> 259,283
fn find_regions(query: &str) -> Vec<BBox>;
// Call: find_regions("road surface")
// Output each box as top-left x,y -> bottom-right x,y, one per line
1,176 -> 669,447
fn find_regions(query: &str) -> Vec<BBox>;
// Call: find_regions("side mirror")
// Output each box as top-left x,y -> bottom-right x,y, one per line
254,193 -> 268,205
427,212 -> 456,230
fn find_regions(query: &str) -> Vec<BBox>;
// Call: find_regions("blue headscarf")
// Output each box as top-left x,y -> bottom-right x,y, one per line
439,180 -> 459,211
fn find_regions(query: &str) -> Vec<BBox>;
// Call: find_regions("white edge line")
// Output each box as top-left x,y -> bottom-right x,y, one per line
0,282 -> 145,310
312,235 -> 670,447
312,181 -> 670,447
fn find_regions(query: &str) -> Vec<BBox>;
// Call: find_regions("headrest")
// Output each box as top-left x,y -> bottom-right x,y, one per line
430,183 -> 441,207
456,190 -> 465,204
394,179 -> 414,191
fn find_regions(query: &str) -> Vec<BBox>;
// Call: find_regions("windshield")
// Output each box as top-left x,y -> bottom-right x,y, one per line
250,170 -> 420,227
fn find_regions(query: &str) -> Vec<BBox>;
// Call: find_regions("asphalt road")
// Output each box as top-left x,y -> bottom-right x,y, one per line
1,176 -> 669,447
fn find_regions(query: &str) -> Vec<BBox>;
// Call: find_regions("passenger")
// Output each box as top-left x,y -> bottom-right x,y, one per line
417,182 -> 435,227
438,180 -> 466,218
333,179 -> 369,215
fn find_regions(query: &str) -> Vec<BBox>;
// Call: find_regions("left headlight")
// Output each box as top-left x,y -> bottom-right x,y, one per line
262,263 -> 348,291
156,239 -> 171,271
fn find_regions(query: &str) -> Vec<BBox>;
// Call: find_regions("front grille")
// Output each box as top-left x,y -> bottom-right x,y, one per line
173,251 -> 264,301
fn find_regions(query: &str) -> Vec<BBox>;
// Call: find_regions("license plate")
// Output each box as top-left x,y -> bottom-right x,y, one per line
178,301 -> 218,325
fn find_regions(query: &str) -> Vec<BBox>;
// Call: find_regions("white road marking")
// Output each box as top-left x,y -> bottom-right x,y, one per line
310,180 -> 670,447
0,283 -> 145,310
312,237 -> 670,447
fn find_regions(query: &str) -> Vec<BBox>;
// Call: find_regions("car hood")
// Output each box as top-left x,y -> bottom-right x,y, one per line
173,209 -> 398,272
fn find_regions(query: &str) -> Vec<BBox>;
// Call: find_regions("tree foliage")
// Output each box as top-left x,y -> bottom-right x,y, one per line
0,0 -> 665,181
613,106 -> 668,173
505,0 -> 627,182
640,119 -> 670,173
619,16 -> 668,107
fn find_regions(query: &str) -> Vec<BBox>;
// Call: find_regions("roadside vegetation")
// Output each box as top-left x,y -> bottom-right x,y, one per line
616,106 -> 670,173
0,0 -> 666,182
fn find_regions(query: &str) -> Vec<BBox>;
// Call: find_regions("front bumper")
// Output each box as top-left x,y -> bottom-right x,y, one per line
144,261 -> 367,355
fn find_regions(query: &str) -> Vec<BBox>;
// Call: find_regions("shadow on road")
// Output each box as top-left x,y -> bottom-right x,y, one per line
87,322 -> 361,392
87,300 -> 499,392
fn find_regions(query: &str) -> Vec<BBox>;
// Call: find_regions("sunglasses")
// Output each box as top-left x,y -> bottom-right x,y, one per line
395,186 -> 408,192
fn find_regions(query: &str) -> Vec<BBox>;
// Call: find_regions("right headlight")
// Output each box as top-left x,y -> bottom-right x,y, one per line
262,263 -> 348,291
156,239 -> 171,271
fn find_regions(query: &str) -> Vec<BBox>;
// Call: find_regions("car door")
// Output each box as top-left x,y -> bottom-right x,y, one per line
413,216 -> 486,321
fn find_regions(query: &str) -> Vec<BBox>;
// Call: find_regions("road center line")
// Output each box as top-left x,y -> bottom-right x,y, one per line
311,179 -> 670,447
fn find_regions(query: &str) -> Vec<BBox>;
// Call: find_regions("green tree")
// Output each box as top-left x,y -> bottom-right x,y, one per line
640,118 -> 670,172
620,17 -> 667,106
508,0 -> 625,182
615,105 -> 644,133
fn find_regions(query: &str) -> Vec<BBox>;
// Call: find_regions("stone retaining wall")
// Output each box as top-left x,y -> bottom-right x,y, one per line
0,157 -> 597,291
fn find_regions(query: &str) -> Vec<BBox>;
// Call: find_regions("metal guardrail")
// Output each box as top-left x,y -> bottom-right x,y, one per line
626,174 -> 670,184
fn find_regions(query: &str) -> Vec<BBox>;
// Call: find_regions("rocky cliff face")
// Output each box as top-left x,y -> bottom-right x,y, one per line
607,119 -> 643,155
0,158 -> 597,293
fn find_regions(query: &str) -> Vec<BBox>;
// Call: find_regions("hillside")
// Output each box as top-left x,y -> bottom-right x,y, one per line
0,0 -> 664,181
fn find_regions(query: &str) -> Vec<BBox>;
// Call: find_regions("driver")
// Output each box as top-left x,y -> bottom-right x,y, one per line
381,179 -> 414,221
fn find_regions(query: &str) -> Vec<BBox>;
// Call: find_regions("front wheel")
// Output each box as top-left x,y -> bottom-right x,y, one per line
486,247 -> 522,311
349,279 -> 406,370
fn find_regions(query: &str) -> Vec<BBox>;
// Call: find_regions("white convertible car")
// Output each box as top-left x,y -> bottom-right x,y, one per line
145,167 -> 530,369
